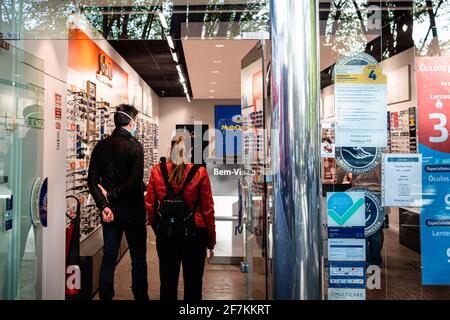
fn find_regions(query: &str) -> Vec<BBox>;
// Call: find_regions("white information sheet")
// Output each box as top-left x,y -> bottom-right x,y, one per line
382,154 -> 422,207
335,64 -> 388,148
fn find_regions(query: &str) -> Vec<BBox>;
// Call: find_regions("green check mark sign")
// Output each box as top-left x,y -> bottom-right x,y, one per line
328,198 -> 365,226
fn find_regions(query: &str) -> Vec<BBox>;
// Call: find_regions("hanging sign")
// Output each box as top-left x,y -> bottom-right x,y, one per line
416,57 -> 450,285
334,53 -> 388,148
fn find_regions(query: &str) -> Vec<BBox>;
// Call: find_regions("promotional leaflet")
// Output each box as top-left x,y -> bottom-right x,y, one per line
416,57 -> 450,285
327,192 -> 366,300
382,154 -> 422,207
334,53 -> 388,148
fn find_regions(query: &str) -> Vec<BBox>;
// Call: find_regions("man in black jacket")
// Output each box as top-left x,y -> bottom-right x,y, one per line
88,104 -> 149,300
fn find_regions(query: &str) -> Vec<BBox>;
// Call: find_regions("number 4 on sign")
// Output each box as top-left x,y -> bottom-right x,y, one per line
368,70 -> 378,80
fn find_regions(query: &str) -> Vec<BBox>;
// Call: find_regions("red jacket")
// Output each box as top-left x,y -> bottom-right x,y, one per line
145,162 -> 216,248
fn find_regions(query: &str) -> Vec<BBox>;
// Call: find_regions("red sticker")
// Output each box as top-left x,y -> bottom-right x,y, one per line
55,107 -> 62,119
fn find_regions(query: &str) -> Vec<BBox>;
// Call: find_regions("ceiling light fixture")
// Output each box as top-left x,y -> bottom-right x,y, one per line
215,44 -> 225,48
172,51 -> 178,63
209,90 -> 216,93
210,82 -> 217,85
209,96 -> 215,99
166,35 -> 175,49
179,72 -> 186,83
213,60 -> 222,64
212,70 -> 220,74
158,12 -> 169,29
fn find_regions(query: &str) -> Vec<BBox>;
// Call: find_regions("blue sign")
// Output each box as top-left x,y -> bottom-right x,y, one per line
329,261 -> 366,289
420,144 -> 450,285
327,192 -> 366,300
39,178 -> 48,227
215,105 -> 242,158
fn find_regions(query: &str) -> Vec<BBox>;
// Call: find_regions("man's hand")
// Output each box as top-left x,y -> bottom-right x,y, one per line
98,184 -> 109,202
102,207 -> 114,223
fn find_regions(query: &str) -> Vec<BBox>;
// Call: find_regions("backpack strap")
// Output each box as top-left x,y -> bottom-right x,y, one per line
180,165 -> 201,221
160,162 -> 175,197
180,165 -> 201,196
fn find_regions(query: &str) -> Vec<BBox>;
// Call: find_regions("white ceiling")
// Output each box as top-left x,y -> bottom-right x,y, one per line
182,39 -> 258,99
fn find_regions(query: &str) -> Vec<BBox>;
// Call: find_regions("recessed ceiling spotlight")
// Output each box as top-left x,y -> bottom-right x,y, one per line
212,70 -> 220,74
215,44 -> 225,48
209,96 -> 215,99
213,60 -> 222,64
210,82 -> 217,85
209,90 -> 216,93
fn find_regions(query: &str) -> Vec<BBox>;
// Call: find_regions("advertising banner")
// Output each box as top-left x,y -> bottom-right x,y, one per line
68,28 -> 129,99
334,53 -> 387,148
416,57 -> 450,285
327,192 -> 366,300
214,105 -> 242,158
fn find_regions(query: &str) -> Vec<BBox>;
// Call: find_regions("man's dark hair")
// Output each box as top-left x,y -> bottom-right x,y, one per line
114,104 -> 139,127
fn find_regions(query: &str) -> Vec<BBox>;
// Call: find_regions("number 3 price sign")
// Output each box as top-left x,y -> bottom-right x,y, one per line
416,57 -> 450,285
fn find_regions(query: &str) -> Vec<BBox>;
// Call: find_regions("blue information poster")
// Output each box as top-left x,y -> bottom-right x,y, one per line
214,105 -> 242,158
416,57 -> 450,285
327,192 -> 366,300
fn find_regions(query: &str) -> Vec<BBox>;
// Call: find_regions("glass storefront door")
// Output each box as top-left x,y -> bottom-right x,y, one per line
241,40 -> 270,300
0,42 -> 45,299
319,0 -> 450,300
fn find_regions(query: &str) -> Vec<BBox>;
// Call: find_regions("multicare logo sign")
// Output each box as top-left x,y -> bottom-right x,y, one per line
416,57 -> 450,285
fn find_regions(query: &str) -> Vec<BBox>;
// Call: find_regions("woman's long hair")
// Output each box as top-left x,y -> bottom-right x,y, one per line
169,141 -> 187,185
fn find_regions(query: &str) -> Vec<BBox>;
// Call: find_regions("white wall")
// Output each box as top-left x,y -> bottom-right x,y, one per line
158,98 -> 241,158
23,39 -> 68,300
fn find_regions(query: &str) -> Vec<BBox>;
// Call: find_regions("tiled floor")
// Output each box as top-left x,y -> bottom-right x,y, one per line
95,227 -> 450,300
94,228 -> 246,300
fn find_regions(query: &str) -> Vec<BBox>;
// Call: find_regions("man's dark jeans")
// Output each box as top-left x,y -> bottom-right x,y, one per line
99,207 -> 149,300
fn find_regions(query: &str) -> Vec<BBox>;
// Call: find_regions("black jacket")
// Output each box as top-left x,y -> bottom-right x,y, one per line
88,127 -> 145,213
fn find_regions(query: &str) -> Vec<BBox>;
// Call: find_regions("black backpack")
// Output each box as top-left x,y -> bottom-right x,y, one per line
157,163 -> 201,240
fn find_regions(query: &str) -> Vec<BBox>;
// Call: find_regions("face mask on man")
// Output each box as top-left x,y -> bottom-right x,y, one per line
117,111 -> 137,137
131,123 -> 137,137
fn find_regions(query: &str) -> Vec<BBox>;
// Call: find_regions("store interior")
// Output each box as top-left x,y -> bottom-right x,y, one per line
2,0 -> 450,300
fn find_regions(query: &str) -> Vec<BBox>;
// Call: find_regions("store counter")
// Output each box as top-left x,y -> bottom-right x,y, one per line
207,161 -> 244,265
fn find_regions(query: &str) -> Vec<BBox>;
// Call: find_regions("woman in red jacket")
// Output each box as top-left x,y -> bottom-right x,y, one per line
145,141 -> 216,301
